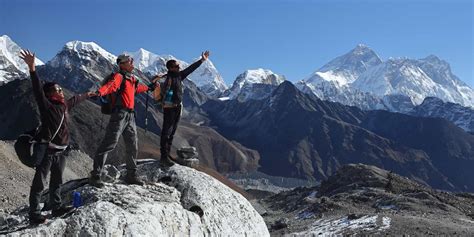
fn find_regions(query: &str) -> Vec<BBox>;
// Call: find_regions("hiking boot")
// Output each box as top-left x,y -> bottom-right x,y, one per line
160,156 -> 175,168
52,205 -> 74,217
29,214 -> 47,225
125,171 -> 144,186
89,175 -> 105,188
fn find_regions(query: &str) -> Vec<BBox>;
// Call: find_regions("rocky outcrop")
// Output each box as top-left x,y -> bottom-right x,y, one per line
1,161 -> 269,236
259,164 -> 474,236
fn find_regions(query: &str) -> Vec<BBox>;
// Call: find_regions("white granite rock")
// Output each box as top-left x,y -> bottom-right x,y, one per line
3,161 -> 269,236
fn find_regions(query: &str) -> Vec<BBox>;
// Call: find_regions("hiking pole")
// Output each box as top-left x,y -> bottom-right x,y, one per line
145,92 -> 149,133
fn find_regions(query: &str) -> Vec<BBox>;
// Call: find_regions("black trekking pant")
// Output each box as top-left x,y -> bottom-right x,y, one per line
161,105 -> 182,159
29,150 -> 66,216
91,109 -> 138,177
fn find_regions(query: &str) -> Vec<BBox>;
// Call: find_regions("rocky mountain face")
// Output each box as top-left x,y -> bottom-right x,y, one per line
222,68 -> 285,102
259,164 -> 474,235
203,81 -> 474,192
296,45 -> 474,113
409,96 -> 474,134
126,48 -> 227,98
0,35 -> 44,84
359,109 -> 474,192
1,160 -> 269,236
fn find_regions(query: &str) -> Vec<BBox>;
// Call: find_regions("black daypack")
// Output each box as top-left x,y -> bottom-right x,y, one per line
100,72 -> 126,114
14,113 -> 65,168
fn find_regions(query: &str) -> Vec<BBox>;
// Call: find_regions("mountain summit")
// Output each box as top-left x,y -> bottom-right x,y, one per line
223,68 -> 285,102
0,35 -> 44,83
296,44 -> 474,112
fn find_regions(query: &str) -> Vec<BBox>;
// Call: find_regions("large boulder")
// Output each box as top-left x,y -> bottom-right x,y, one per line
2,161 -> 269,236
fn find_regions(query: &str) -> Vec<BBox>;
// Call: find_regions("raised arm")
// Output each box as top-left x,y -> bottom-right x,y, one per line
180,50 -> 210,79
19,50 -> 51,110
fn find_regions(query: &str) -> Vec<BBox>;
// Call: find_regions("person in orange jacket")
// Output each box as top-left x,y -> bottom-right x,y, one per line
89,54 -> 151,188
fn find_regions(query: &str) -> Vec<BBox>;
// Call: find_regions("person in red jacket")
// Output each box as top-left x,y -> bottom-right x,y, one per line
89,54 -> 150,188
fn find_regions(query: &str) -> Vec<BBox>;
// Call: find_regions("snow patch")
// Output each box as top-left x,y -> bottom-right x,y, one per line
290,215 -> 391,236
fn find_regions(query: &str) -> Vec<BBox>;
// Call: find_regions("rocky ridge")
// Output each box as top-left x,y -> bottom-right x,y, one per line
260,163 -> 474,236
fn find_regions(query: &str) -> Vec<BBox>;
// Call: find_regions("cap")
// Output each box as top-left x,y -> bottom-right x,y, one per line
116,54 -> 132,65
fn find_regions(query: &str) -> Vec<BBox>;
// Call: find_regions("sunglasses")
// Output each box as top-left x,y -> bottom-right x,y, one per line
52,87 -> 63,93
120,59 -> 133,64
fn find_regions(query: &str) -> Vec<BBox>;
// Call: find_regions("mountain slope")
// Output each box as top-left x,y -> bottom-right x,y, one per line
410,97 -> 474,133
261,164 -> 474,235
360,110 -> 474,191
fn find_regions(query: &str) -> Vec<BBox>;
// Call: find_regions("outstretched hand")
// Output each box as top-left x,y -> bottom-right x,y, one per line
201,50 -> 210,61
19,49 -> 36,72
152,74 -> 166,83
87,91 -> 99,98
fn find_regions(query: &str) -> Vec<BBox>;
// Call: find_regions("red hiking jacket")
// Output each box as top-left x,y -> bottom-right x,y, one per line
98,72 -> 149,110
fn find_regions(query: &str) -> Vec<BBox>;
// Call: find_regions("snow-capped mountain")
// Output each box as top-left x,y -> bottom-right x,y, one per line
409,97 -> 474,133
223,68 -> 285,102
295,44 -> 390,110
415,55 -> 474,107
352,57 -> 474,107
125,48 -> 184,76
0,35 -> 44,83
45,40 -> 118,91
297,44 -> 474,112
307,44 -> 382,87
126,48 -> 227,97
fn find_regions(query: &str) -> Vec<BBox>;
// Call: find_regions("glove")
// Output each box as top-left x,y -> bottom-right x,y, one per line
147,83 -> 156,92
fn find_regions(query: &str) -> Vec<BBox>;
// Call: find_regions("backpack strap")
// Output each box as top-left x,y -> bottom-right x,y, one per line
113,72 -> 127,107
49,110 -> 65,143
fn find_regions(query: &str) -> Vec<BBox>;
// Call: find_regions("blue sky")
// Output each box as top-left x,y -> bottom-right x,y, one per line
1,0 -> 472,86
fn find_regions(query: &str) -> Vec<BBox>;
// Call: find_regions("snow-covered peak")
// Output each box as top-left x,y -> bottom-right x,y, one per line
319,44 -> 382,73
64,40 -> 116,63
302,44 -> 383,89
0,35 -> 44,68
235,68 -> 285,87
188,58 -> 227,97
0,35 -> 44,83
48,40 -> 117,69
351,44 -> 374,55
224,68 -> 285,101
351,57 -> 474,106
125,48 -> 162,72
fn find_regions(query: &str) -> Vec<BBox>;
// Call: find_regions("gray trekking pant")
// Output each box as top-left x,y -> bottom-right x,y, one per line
91,109 -> 137,177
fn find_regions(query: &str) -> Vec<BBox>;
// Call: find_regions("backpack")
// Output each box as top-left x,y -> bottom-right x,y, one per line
152,76 -> 170,105
100,72 -> 126,114
14,113 -> 65,168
